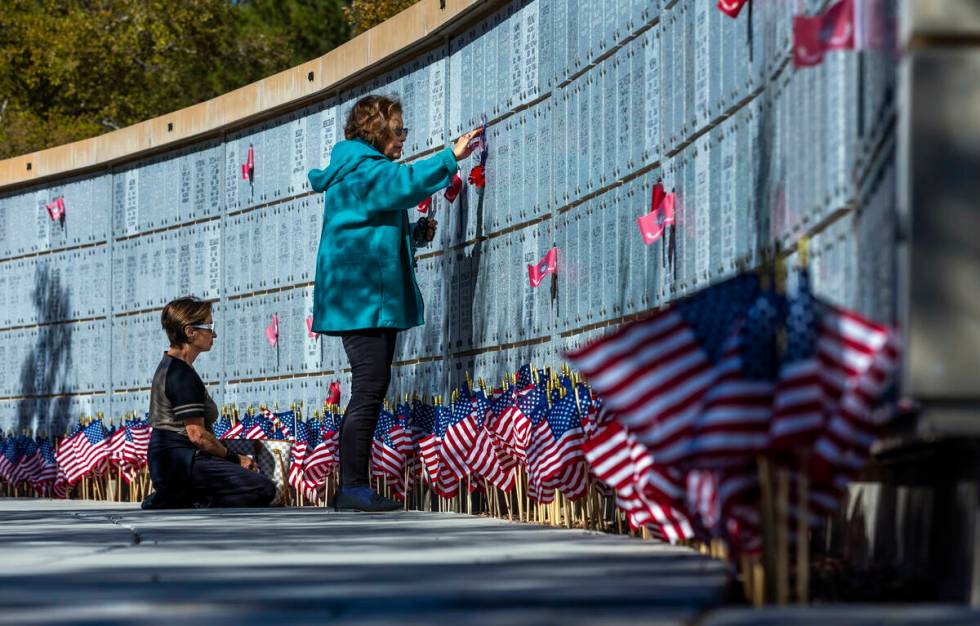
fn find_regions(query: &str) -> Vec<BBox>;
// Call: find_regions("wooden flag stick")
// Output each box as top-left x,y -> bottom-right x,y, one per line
740,554 -> 754,603
796,455 -> 810,604
756,456 -> 778,604
776,468 -> 790,605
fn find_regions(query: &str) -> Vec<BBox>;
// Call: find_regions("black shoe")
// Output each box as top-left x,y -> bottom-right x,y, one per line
332,487 -> 402,512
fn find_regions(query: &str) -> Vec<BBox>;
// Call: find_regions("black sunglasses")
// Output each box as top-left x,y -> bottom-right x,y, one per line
394,127 -> 410,138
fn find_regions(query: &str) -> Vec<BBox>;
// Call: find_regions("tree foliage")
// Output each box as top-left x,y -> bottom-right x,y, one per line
0,0 -> 353,159
343,0 -> 419,36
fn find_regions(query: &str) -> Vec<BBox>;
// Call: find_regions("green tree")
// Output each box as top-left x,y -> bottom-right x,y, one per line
344,0 -> 419,36
236,0 -> 350,70
0,0 -> 349,159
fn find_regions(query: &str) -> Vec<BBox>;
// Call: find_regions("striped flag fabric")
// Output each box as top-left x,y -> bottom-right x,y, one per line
107,425 -> 129,468
465,388 -> 514,491
288,420 -> 317,500
11,436 -> 44,487
486,387 -> 526,471
414,402 -> 442,486
64,421 -> 112,484
566,275 -> 763,469
55,425 -> 84,487
371,408 -> 407,497
220,419 -> 245,440
435,402 -> 471,497
304,412 -> 341,491
582,420 -> 693,543
526,393 -> 588,501
809,307 -> 901,492
0,436 -> 21,484
32,439 -> 59,495
213,415 -> 233,439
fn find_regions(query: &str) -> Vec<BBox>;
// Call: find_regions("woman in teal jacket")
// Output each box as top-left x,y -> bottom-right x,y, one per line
308,95 -> 479,512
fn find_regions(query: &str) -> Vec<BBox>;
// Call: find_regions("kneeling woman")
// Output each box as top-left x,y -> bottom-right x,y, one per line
143,297 -> 277,509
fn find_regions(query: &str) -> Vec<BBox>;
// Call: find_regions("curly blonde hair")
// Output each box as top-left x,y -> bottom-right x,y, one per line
344,95 -> 402,153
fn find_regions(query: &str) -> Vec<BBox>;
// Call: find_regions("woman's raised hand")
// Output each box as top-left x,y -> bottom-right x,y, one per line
452,128 -> 483,161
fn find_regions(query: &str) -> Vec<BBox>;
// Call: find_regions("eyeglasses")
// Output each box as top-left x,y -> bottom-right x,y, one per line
394,127 -> 410,138
189,322 -> 216,333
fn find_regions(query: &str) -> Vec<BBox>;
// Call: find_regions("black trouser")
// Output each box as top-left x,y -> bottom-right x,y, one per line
187,452 -> 278,507
340,328 -> 398,488
146,430 -> 277,508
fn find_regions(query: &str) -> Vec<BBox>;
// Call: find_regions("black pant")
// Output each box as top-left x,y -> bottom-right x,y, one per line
340,328 -> 398,488
146,430 -> 277,508
188,452 -> 278,507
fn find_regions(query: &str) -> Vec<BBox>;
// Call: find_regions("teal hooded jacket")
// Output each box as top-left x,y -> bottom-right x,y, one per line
308,138 -> 459,335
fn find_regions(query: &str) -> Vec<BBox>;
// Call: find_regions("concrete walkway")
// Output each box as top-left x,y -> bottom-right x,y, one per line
0,499 -> 730,625
1,500 -> 977,625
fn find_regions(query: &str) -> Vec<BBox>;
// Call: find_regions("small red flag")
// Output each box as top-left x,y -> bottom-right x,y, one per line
468,164 -> 486,188
418,196 -> 432,214
717,0 -> 749,19
793,0 -> 857,68
45,197 -> 66,222
444,172 -> 463,202
242,145 -> 255,181
636,182 -> 675,245
265,313 -> 279,347
305,316 -> 317,339
327,381 -> 341,406
528,247 -> 558,288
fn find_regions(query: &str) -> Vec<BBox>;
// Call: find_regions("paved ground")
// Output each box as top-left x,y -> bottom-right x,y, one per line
0,500 -> 977,625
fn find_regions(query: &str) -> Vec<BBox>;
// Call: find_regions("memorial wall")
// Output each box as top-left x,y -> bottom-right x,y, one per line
0,0 -> 898,434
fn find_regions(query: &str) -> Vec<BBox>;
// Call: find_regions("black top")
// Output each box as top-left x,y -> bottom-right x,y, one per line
148,353 -> 218,438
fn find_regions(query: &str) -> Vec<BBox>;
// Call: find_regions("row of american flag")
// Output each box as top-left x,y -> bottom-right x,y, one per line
1,266 -> 899,554
0,415 -> 152,498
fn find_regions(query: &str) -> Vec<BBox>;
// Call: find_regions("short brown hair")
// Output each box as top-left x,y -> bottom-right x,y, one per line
161,297 -> 212,347
344,95 -> 402,153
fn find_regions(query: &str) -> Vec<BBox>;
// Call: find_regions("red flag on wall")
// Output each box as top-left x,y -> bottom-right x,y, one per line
793,0 -> 859,68
528,247 -> 558,288
327,381 -> 342,407
265,313 -> 279,347
636,182 -> 675,245
717,0 -> 749,19
46,197 -> 66,222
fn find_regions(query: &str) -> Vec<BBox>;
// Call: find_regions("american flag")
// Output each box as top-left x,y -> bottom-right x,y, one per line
32,439 -> 59,495
565,275 -> 763,468
213,415 -> 233,439
435,402 -> 471,497
677,292 -> 781,468
272,410 -> 295,440
392,404 -> 414,461
809,305 -> 901,497
288,420 -> 317,500
0,435 -> 20,484
414,402 -> 442,486
526,393 -> 588,501
219,416 -> 245,440
304,411 -> 341,491
243,411 -> 270,440
769,269 -> 824,449
55,424 -> 84,488
582,420 -> 693,543
371,408 -> 406,498
64,421 -> 112,484
11,436 -> 44,487
107,425 -> 129,469
114,418 -> 152,484
466,388 -> 514,491
486,387 -> 524,471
